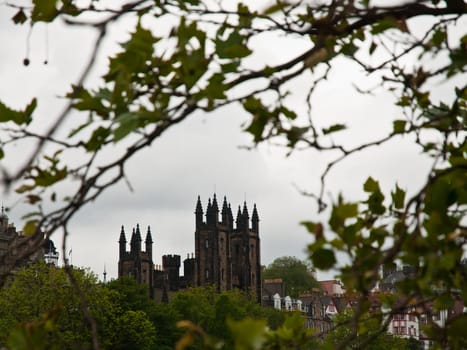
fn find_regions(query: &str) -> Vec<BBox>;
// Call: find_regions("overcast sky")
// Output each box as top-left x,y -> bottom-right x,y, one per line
1,2 -> 460,282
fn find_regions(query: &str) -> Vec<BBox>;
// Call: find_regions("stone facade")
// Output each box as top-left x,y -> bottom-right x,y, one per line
118,224 -> 155,297
0,206 -> 59,276
195,195 -> 261,302
117,195 -> 262,302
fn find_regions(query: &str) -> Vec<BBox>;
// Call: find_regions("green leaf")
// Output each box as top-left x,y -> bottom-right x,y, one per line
85,126 -> 110,152
26,194 -> 42,205
391,184 -> 405,209
23,220 -> 39,236
243,97 -> 270,143
363,177 -> 379,193
262,3 -> 287,15
31,0 -> 58,22
430,28 -> 446,48
310,248 -> 336,270
301,221 -> 317,233
371,17 -> 398,34
216,30 -> 252,59
433,294 -> 454,311
0,98 -> 36,125
68,85 -> 108,118
369,41 -> 377,55
228,318 -> 267,350
113,112 -> 140,142
15,184 -> 36,194
367,190 -> 385,214
393,120 -> 406,134
322,124 -> 346,135
12,9 -> 28,24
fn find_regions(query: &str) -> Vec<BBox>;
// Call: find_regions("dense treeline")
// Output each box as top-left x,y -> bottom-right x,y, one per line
0,262 -> 421,350
0,263 -> 283,349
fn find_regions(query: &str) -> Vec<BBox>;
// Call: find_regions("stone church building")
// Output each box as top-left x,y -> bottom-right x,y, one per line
118,195 -> 262,302
0,206 -> 59,275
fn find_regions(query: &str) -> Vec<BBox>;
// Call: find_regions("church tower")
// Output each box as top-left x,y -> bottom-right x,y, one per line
118,224 -> 155,298
194,195 -> 261,301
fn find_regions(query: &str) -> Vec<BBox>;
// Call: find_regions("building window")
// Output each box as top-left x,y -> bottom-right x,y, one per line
221,268 -> 224,281
205,269 -> 209,279
205,239 -> 209,248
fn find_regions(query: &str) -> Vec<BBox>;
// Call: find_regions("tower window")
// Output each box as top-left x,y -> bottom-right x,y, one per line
205,239 -> 209,248
205,269 -> 209,279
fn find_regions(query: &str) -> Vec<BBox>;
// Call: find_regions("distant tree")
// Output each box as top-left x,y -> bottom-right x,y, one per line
146,302 -> 183,350
263,256 -> 318,297
105,276 -> 151,312
0,262 -> 118,349
171,286 -> 285,349
113,310 -> 156,350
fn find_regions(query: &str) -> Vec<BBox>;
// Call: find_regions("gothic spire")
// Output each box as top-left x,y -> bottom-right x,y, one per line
252,204 -> 259,233
207,198 -> 212,212
135,223 -> 142,242
221,196 -> 228,214
212,193 -> 219,212
195,195 -> 204,227
119,225 -> 127,243
242,201 -> 249,218
236,205 -> 242,225
145,226 -> 153,244
252,204 -> 259,221
195,195 -> 203,213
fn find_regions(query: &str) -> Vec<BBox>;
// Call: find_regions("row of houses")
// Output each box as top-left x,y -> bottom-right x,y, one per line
262,266 -> 466,349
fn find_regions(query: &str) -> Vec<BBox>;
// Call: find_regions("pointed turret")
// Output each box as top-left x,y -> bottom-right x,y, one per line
212,193 -> 219,213
130,227 -> 136,253
236,205 -> 243,229
145,226 -> 153,259
206,198 -> 212,216
242,202 -> 249,230
228,203 -> 234,229
130,225 -> 142,254
195,195 -> 203,227
221,196 -> 229,225
206,196 -> 218,226
252,204 -> 259,233
145,226 -> 153,244
242,201 -> 249,219
119,225 -> 127,258
135,224 -> 142,242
